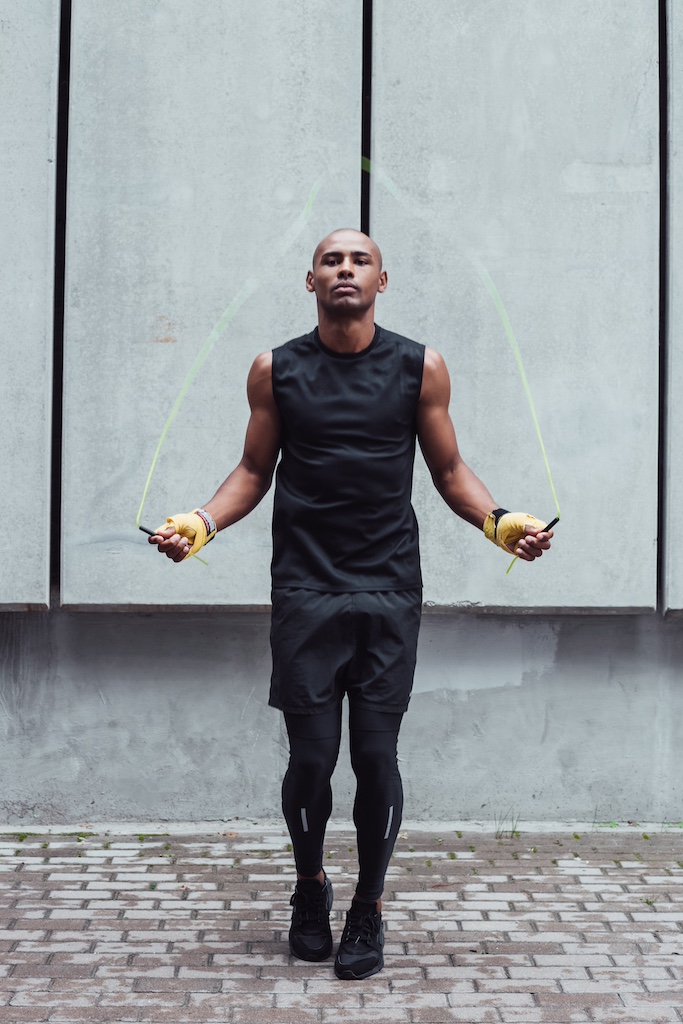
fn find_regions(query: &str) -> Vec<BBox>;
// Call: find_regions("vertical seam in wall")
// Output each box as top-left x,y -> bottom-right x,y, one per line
50,0 -> 72,609
360,0 -> 373,234
657,0 -> 669,615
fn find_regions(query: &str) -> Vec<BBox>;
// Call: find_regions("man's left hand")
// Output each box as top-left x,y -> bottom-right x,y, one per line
512,523 -> 553,561
484,510 -> 554,560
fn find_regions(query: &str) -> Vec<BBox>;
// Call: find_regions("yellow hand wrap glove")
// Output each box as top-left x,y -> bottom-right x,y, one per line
155,511 -> 210,559
483,509 -> 548,554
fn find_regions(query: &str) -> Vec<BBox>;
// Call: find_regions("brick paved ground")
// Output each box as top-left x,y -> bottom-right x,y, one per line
0,823 -> 681,1023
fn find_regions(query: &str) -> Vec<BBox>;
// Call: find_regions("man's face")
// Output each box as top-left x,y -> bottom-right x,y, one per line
306,230 -> 387,315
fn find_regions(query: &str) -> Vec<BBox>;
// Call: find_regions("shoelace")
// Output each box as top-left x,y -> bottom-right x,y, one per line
290,886 -> 328,926
342,908 -> 378,945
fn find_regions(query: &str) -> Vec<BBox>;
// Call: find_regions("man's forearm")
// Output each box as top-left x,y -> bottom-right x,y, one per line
203,462 -> 275,532
432,460 -> 497,529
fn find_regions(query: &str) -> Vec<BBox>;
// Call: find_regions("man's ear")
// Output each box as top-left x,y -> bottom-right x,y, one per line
378,270 -> 388,294
305,269 -> 315,293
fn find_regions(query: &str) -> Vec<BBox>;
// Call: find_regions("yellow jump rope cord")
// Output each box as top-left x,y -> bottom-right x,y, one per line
363,157 -> 560,573
466,256 -> 561,572
139,159 -> 558,573
135,178 -> 324,563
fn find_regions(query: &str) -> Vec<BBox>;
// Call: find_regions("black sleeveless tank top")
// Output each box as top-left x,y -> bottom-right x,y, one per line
270,325 -> 425,592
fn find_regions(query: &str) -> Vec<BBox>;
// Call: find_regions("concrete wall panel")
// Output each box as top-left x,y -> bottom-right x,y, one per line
372,0 -> 660,610
62,0 -> 362,606
666,2 -> 683,611
0,0 -> 59,608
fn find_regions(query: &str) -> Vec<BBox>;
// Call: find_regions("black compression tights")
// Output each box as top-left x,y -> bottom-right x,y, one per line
282,705 -> 404,902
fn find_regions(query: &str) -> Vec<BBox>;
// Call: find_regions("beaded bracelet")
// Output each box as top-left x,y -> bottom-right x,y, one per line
193,507 -> 217,543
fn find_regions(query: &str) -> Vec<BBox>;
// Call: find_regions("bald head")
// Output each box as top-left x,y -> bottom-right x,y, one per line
312,229 -> 383,270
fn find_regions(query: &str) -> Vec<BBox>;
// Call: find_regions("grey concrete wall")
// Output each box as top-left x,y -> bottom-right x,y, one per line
2,2 -> 681,827
372,0 -> 660,611
0,0 -> 60,609
60,0 -> 662,612
666,1 -> 683,611
1,610 -> 682,825
61,0 -> 362,607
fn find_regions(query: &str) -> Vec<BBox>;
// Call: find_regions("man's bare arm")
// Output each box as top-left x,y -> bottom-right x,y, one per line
416,348 -> 496,527
416,347 -> 551,561
150,352 -> 281,561
203,352 -> 281,530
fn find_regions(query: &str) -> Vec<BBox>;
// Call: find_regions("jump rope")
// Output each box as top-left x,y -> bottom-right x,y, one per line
137,166 -> 560,572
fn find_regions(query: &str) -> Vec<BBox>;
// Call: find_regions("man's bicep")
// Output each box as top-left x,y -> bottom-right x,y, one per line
417,402 -> 462,479
242,353 -> 281,477
416,348 -> 461,476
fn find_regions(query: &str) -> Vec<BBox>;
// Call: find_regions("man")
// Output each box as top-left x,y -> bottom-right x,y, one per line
150,228 -> 553,980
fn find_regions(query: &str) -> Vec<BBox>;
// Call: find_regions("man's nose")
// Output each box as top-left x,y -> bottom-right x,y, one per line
338,259 -> 354,276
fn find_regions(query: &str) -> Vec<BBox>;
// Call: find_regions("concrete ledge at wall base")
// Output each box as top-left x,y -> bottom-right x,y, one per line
0,819 -> 680,836
0,601 -> 51,612
51,602 -> 658,615
52,603 -> 274,614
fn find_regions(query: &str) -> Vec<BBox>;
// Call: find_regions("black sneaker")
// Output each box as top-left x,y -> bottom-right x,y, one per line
288,874 -> 334,962
334,900 -> 384,980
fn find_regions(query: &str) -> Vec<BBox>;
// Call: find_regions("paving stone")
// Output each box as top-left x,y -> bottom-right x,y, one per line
416,1009 -> 499,1022
320,1011 -> 410,1023
48,1012 -> 142,1022
0,1010 -> 52,1023
229,1009 -> 320,1024
589,1011 -> 682,1023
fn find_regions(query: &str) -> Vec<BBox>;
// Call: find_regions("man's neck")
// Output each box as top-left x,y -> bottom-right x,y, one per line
316,309 -> 376,354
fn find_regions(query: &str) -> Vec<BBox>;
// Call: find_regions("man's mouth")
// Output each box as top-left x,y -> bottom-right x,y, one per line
334,283 -> 358,293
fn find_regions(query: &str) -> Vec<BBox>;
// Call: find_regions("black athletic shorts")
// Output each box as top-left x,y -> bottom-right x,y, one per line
269,588 -> 422,715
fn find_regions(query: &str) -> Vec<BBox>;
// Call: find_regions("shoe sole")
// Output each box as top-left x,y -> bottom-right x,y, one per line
289,936 -> 333,962
334,957 -> 384,980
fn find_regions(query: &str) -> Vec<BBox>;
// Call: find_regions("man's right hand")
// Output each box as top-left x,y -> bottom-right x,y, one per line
148,511 -> 210,562
148,526 -> 193,562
